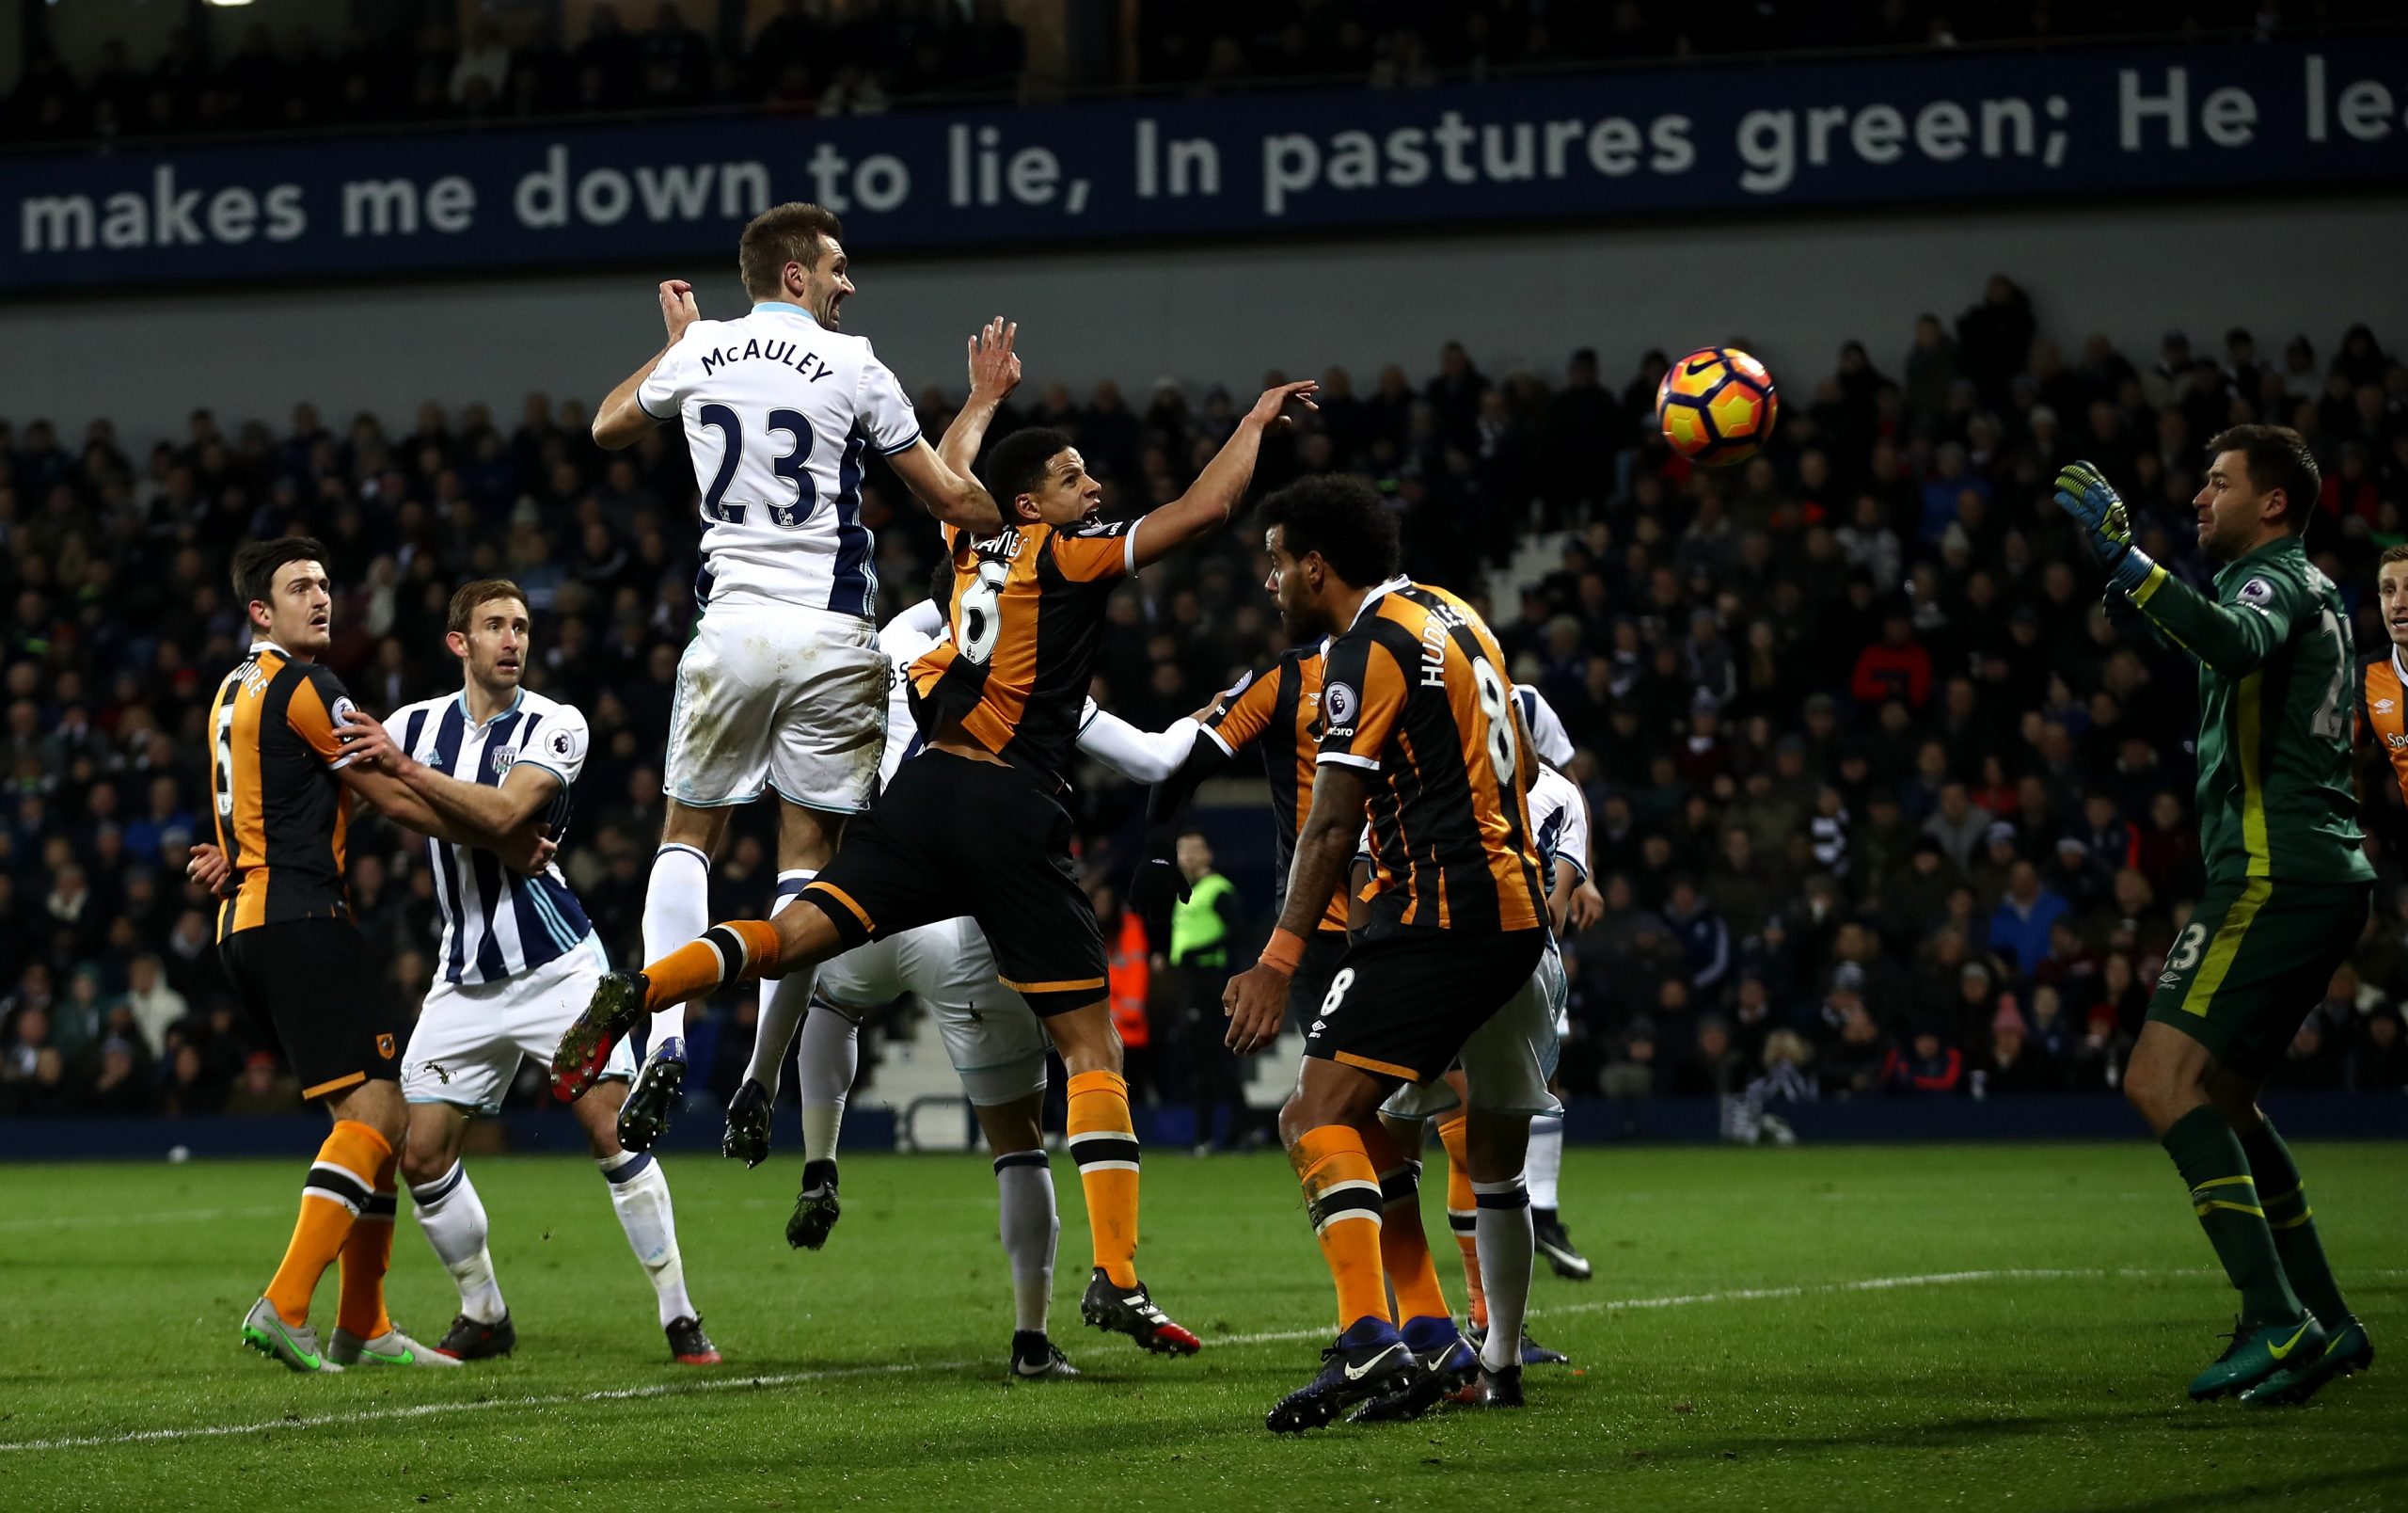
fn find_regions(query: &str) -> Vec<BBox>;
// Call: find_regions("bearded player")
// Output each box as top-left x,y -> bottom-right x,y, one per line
2059,428 -> 2374,1406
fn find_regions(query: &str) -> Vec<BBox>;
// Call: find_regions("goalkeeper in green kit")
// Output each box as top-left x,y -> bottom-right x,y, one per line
2057,425 -> 2375,1407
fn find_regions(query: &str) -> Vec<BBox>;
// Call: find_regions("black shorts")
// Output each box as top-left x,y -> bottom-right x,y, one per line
1286,929 -> 1352,1035
1304,927 -> 1546,1085
801,750 -> 1106,1016
218,918 -> 404,1101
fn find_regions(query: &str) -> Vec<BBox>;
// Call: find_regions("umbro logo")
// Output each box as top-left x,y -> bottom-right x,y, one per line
2377,699 -> 2397,714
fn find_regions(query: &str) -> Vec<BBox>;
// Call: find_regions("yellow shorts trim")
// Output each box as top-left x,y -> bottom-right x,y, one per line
998,975 -> 1106,995
2179,878 -> 2272,1017
801,881 -> 876,935
1333,1050 -> 1420,1081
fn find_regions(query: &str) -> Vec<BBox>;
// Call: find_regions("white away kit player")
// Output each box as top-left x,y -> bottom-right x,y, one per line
741,570 -> 1204,1379
571,202 -> 1001,1150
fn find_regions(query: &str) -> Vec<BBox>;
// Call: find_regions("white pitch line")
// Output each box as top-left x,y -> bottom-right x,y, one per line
0,1206 -> 286,1233
0,1266 -> 2125,1455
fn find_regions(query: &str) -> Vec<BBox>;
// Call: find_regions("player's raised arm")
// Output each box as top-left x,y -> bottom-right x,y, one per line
593,279 -> 703,450
884,317 -> 1013,534
1128,380 -> 1318,571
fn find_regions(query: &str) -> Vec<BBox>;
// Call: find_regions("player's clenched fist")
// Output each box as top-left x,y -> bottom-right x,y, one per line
659,279 -> 700,341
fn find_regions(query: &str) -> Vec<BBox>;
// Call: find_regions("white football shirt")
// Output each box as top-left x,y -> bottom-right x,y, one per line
639,301 -> 923,619
384,687 -> 592,986
1527,764 -> 1591,887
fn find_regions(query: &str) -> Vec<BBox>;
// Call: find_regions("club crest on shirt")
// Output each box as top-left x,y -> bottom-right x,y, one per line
491,745 -> 516,776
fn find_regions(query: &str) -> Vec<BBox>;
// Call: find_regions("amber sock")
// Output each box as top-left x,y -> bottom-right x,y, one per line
336,1145 -> 400,1340
642,919 -> 784,1010
1363,1123 -> 1450,1324
1436,1109 -> 1487,1329
1067,1070 -> 1142,1289
1292,1123 -> 1391,1330
266,1120 -> 393,1328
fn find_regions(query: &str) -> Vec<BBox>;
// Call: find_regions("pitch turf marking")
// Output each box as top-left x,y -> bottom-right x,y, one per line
0,1266 -> 2227,1455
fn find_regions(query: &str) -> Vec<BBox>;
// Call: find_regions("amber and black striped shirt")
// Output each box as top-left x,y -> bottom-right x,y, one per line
1202,646 -> 1351,935
1317,580 -> 1545,935
206,642 -> 358,940
909,517 -> 1135,782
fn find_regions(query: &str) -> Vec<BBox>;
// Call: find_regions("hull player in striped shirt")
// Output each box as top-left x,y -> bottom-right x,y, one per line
554,318 -> 1316,1355
201,539 -> 556,1373
1218,478 -> 1555,1431
752,563 -> 1207,1378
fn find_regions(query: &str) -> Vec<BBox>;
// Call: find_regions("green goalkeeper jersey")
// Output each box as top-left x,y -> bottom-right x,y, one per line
2127,534 -> 2373,887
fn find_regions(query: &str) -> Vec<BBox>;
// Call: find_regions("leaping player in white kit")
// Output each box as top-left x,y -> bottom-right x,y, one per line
567,202 -> 1002,1164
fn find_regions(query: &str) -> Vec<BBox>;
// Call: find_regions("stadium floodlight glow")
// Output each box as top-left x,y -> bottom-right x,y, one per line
203,0 -> 258,8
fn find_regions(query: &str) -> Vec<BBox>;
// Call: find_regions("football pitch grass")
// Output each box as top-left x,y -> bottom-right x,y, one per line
3,1140 -> 2404,1511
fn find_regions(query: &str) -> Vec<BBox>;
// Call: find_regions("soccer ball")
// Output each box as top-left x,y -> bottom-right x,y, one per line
1656,346 -> 1779,467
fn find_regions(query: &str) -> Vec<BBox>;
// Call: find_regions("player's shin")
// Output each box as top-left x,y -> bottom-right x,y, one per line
1292,1125 -> 1392,1330
747,873 -> 822,1099
2162,1106 -> 2304,1323
409,1161 -> 506,1323
1067,1069 -> 1143,1289
1471,1177 -> 1535,1374
995,1151 -> 1059,1334
2241,1120 -> 2352,1326
641,843 -> 712,1050
266,1120 -> 393,1327
644,919 -> 785,1011
1435,1109 -> 1486,1329
335,1147 -> 400,1342
601,1150 -> 695,1328
797,1001 -> 861,1166
1526,1110 -> 1565,1216
1363,1123 -> 1450,1325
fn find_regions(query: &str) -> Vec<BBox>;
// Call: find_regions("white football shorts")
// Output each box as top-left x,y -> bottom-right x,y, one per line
404,934 -> 630,1116
813,915 -> 1051,1107
663,602 -> 887,813
1382,947 -> 1565,1120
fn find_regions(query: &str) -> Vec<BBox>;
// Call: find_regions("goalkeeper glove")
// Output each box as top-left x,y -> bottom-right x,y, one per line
2053,460 -> 2155,597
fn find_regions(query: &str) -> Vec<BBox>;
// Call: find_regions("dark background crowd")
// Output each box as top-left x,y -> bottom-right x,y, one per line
2,272 -> 2406,1120
6,0 -> 2400,151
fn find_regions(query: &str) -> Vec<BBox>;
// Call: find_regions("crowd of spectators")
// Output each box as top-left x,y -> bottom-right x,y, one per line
10,0 -> 2398,151
1,274 -> 2405,1122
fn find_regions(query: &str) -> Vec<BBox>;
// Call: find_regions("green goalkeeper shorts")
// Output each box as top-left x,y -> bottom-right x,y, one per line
2146,876 -> 2372,1079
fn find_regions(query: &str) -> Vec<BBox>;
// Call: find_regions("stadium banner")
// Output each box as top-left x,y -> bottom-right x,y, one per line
5,38 -> 2402,290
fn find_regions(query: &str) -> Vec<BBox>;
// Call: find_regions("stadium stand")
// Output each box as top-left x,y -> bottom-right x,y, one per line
7,0 -> 2402,150
0,278 -> 2402,1125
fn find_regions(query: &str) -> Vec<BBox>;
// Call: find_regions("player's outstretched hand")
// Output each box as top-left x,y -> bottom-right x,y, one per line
1223,963 -> 1288,1055
1246,379 -> 1320,433
659,279 -> 701,342
2053,460 -> 2154,595
966,317 -> 1021,405
185,841 -> 234,898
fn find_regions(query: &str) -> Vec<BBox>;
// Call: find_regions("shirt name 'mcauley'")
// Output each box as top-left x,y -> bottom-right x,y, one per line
699,339 -> 836,382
